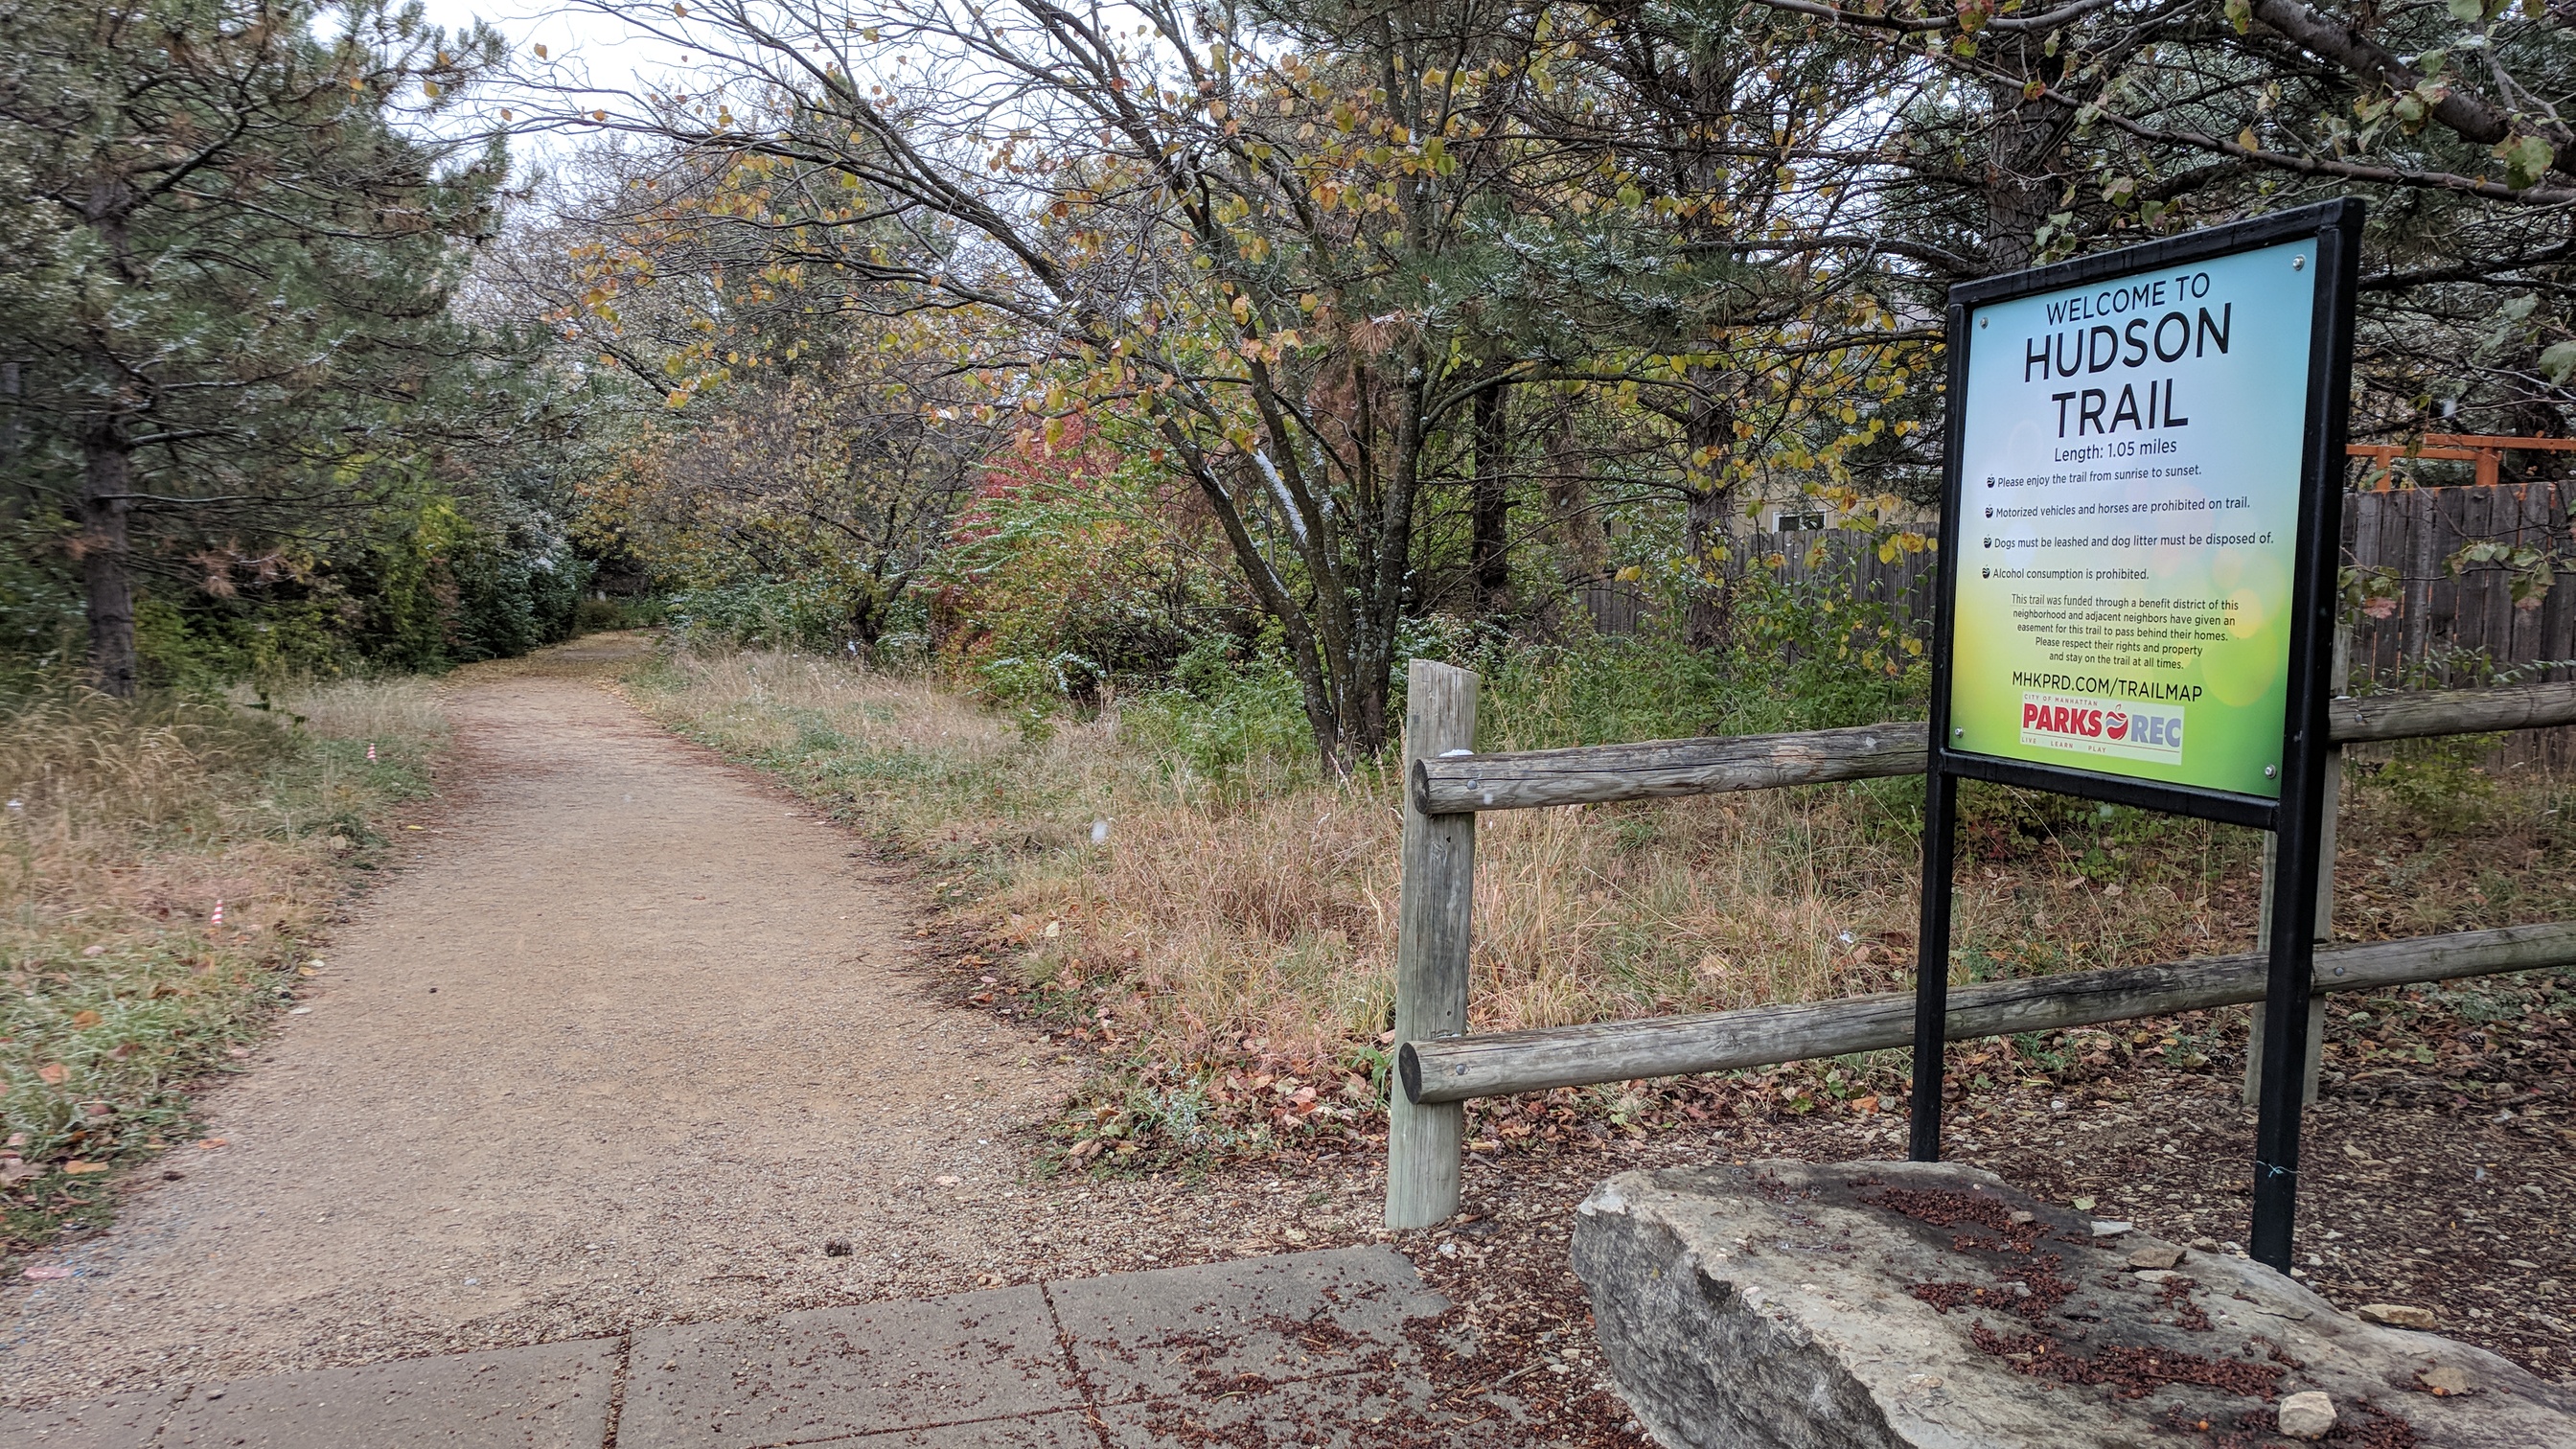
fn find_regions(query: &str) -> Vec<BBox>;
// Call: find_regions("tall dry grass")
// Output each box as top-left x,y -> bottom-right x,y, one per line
635,648 -> 2576,1163
0,674 -> 444,1247
625,651 -> 2322,1088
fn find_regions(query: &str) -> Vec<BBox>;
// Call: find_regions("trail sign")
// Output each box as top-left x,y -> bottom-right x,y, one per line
1911,201 -> 2364,1274
1948,239 -> 2324,803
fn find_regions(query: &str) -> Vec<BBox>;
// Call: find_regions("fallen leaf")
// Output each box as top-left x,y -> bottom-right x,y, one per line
36,1063 -> 67,1086
71,1010 -> 101,1028
63,1161 -> 106,1175
933,1174 -> 961,1186
2070,1196 -> 2097,1211
196,1138 -> 229,1150
20,1266 -> 71,1281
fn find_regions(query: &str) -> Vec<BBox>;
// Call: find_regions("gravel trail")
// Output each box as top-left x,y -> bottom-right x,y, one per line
0,639 -> 1081,1402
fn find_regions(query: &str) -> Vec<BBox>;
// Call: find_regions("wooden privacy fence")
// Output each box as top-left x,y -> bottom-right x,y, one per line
1382,664 -> 2576,1230
1577,482 -> 2575,692
1570,534 -> 1939,640
2342,480 -> 2575,686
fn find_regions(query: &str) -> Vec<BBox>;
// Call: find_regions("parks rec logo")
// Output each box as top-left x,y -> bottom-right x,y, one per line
2019,691 -> 2185,763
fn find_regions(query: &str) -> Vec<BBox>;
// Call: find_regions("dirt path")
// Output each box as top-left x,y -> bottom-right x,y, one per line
0,639 -> 1085,1402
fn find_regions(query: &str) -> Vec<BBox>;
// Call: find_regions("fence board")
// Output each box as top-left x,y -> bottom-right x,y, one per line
2542,485 -> 2576,681
2350,490 -> 2385,685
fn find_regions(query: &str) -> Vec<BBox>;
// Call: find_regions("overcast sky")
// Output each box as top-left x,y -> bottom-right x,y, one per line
409,0 -> 678,173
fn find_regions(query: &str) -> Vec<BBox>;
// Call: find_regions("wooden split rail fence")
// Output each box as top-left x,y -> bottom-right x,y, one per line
1383,665 -> 2576,1229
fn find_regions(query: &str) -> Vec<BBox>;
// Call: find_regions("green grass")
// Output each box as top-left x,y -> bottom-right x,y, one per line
0,677 -> 446,1255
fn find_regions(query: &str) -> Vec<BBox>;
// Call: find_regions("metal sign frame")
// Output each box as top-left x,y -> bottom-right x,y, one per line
1910,199 -> 2364,1273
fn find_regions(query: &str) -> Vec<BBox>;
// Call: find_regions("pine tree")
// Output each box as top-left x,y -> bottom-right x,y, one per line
0,0 -> 508,692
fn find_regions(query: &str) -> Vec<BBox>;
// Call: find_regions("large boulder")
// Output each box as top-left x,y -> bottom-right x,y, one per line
1571,1160 -> 2576,1449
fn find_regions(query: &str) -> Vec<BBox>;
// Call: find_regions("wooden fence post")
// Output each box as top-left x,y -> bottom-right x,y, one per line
2244,626 -> 2350,1109
1387,660 -> 1478,1230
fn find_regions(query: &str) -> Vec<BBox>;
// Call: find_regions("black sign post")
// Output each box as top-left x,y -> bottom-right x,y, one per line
1911,200 -> 2363,1274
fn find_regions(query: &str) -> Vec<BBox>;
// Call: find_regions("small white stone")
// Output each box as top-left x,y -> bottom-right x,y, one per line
2276,1391 -> 2336,1439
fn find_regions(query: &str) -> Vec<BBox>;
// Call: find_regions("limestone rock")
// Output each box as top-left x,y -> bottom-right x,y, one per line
2421,1365 -> 2476,1396
2359,1302 -> 2439,1330
2125,1244 -> 2185,1271
2276,1390 -> 2336,1438
1571,1160 -> 2576,1449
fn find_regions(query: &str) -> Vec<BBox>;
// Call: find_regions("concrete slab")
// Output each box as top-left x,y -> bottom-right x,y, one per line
0,1390 -> 179,1449
619,1285 -> 1077,1449
150,1338 -> 618,1449
1094,1369 -> 1488,1448
784,1409 -> 1102,1447
1046,1247 -> 1445,1406
7,1249 -> 1469,1449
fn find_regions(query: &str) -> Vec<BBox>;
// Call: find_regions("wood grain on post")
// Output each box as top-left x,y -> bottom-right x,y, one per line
1385,660 -> 1478,1230
2245,626 -> 2351,1110
1409,681 -> 2576,816
1399,921 -> 2576,1105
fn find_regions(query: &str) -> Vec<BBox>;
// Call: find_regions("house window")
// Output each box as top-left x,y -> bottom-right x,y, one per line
1773,511 -> 1828,533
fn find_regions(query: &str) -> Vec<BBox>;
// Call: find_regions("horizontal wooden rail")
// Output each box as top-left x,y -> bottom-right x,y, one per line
1412,680 -> 2576,815
2348,446 -> 2487,462
2413,432 -> 2576,450
2351,433 -> 2576,487
1399,920 -> 2576,1105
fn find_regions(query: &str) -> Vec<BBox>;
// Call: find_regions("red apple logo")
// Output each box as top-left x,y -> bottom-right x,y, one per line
2105,711 -> 2129,740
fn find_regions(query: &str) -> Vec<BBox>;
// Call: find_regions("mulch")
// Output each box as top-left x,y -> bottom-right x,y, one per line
1368,995 -> 2576,1447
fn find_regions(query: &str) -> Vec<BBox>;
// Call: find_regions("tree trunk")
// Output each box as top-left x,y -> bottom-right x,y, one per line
1542,414 -> 1610,582
1983,40 -> 2067,272
1681,384 -> 1737,652
80,430 -> 139,697
0,362 -> 25,524
1682,478 -> 1736,652
1471,382 -> 1510,617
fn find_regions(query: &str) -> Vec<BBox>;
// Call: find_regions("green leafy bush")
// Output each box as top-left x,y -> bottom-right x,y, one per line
1119,645 -> 1316,799
665,578 -> 863,653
